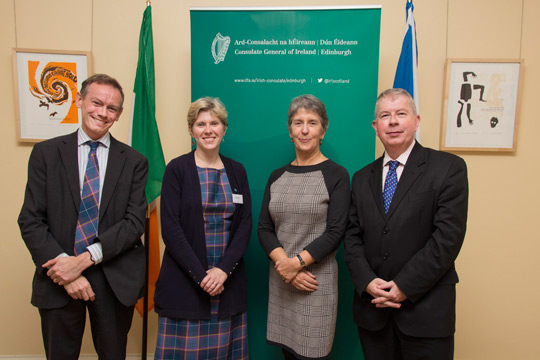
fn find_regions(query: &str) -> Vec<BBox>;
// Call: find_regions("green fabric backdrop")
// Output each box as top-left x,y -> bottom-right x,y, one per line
191,7 -> 381,359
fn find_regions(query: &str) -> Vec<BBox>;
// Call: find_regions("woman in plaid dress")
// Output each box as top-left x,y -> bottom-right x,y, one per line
258,95 -> 350,359
155,98 -> 252,359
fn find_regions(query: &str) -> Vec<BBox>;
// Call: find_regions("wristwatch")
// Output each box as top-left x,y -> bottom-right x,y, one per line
296,254 -> 306,268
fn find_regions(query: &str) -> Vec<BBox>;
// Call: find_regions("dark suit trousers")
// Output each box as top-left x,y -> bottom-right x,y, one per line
357,322 -> 454,360
39,266 -> 135,360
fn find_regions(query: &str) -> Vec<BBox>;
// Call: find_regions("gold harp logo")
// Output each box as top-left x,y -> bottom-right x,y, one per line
211,33 -> 231,64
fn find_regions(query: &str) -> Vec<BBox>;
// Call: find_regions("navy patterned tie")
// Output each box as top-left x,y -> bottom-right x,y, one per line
74,141 -> 100,255
383,160 -> 399,214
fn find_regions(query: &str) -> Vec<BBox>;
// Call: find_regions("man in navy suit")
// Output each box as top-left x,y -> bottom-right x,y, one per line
18,74 -> 148,359
344,88 -> 468,359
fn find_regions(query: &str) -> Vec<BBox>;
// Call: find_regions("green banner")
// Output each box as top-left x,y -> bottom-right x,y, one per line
191,7 -> 381,359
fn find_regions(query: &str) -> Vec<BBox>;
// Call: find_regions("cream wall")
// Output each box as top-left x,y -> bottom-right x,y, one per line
1,0 -> 538,358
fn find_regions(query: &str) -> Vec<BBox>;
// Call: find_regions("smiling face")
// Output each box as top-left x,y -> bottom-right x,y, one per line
77,83 -> 123,140
372,94 -> 420,159
189,110 -> 226,152
289,108 -> 326,155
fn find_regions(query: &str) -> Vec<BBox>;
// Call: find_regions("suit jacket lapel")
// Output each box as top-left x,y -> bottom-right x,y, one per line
100,136 -> 126,219
386,142 -> 426,218
368,156 -> 385,218
59,132 -> 81,212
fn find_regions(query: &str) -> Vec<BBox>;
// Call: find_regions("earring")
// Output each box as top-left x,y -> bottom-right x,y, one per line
222,137 -> 225,143
191,137 -> 196,146
291,138 -> 294,143
320,139 -> 323,145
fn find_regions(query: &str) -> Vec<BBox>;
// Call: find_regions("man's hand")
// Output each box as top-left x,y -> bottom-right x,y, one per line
366,278 -> 406,309
43,252 -> 94,285
201,267 -> 228,296
64,276 -> 95,301
375,280 -> 407,305
291,269 -> 318,292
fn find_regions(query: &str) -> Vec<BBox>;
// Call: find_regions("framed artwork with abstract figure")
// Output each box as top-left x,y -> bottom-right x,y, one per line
13,49 -> 92,142
441,59 -> 523,152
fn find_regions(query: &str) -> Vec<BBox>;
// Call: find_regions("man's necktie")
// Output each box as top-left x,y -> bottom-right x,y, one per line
383,160 -> 399,214
74,141 -> 100,255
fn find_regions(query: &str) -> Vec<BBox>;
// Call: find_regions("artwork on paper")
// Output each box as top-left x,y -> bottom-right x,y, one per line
28,61 -> 79,124
441,59 -> 522,152
14,49 -> 91,142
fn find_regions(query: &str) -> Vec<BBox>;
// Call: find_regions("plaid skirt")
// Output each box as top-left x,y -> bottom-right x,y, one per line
154,308 -> 248,359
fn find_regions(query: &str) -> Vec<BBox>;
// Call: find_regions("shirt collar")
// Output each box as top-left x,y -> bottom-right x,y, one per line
383,140 -> 415,167
77,128 -> 111,148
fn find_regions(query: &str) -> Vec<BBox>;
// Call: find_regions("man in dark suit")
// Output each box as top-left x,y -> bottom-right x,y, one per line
18,74 -> 148,359
344,88 -> 468,359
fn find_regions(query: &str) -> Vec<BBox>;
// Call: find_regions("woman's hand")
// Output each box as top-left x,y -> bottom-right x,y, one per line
291,269 -> 318,292
201,267 -> 228,296
275,257 -> 302,283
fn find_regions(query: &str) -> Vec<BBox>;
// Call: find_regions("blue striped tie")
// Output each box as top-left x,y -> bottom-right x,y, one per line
383,160 -> 399,214
74,141 -> 100,255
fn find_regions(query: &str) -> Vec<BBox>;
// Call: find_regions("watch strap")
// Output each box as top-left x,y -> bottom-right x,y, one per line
296,254 -> 306,268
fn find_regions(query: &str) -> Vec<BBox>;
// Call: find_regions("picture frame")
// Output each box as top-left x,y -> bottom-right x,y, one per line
13,48 -> 93,142
440,58 -> 523,152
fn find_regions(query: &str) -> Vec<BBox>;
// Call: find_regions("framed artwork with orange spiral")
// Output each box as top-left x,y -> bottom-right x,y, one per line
13,49 -> 92,142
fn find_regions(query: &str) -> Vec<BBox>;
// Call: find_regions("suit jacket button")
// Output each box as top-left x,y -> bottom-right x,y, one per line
382,228 -> 389,234
383,253 -> 389,260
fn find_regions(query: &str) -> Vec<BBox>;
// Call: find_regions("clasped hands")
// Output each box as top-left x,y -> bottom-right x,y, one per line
365,278 -> 407,309
42,252 -> 95,302
275,257 -> 318,292
200,267 -> 228,297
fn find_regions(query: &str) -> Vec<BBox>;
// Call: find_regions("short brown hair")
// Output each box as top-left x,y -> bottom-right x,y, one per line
80,74 -> 125,108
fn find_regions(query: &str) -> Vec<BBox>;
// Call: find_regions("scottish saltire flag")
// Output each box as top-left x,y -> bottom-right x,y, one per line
393,0 -> 420,140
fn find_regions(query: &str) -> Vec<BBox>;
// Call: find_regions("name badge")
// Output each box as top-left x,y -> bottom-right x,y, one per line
232,194 -> 243,204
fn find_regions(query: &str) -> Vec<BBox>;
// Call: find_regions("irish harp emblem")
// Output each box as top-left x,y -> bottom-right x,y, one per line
211,33 -> 231,64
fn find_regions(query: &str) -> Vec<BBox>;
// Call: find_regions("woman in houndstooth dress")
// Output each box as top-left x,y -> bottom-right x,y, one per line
258,95 -> 350,360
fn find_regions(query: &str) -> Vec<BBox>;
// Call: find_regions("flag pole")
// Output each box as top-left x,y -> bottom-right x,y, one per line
141,4 -> 151,359
141,206 -> 150,360
132,2 -> 166,357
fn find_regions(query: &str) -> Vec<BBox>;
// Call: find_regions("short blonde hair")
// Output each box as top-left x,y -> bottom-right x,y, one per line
187,97 -> 228,128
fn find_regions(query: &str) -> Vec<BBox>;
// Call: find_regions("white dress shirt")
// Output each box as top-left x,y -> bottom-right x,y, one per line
381,140 -> 416,190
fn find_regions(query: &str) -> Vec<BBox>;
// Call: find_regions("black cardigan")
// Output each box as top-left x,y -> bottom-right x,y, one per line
154,151 -> 252,319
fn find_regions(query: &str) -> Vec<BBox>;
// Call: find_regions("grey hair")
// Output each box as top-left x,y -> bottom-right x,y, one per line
287,94 -> 329,131
374,88 -> 417,119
